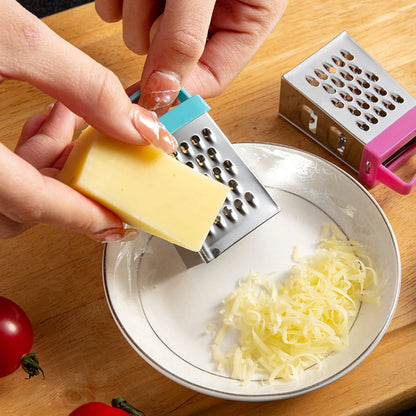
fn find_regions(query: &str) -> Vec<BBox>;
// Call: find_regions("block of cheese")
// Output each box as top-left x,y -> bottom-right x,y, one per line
58,126 -> 229,251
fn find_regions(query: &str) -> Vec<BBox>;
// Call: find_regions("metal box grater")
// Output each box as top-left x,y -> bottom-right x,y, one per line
279,31 -> 416,194
130,88 -> 281,263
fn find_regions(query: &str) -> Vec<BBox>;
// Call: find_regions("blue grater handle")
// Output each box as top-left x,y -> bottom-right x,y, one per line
129,87 -> 210,134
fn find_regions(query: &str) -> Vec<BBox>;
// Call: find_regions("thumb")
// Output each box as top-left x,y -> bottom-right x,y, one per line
139,0 -> 216,113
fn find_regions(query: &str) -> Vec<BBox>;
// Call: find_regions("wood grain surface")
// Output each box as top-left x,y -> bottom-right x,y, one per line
1,1 -> 416,415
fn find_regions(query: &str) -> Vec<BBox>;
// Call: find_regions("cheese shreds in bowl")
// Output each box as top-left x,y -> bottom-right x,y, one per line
211,223 -> 379,385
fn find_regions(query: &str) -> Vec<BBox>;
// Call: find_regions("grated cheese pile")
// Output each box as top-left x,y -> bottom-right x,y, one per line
211,223 -> 379,384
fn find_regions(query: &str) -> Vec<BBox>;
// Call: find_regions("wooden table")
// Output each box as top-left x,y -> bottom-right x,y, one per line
1,1 -> 416,415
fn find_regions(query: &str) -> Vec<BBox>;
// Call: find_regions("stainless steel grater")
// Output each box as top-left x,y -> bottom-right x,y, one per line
279,31 -> 416,194
130,88 -> 281,263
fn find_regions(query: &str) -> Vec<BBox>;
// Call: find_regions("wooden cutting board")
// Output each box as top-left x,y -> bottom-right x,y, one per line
0,1 -> 415,415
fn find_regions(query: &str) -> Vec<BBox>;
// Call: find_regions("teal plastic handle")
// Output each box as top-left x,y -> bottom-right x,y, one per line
129,87 -> 210,134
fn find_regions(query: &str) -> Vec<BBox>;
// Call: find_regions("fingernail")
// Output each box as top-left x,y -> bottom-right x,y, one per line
91,227 -> 139,243
132,107 -> 177,153
139,70 -> 181,113
44,102 -> 55,116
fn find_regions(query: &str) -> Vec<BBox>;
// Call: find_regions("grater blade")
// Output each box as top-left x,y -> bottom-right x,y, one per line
172,112 -> 280,263
130,88 -> 281,264
279,31 -> 416,193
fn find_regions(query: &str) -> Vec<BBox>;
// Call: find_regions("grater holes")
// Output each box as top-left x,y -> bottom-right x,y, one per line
331,98 -> 344,108
331,76 -> 345,87
314,69 -> 328,80
223,159 -> 234,174
365,92 -> 378,103
180,141 -> 190,155
340,91 -> 353,102
357,121 -> 370,131
332,56 -> 346,67
340,49 -> 354,60
306,75 -> 319,87
211,248 -> 221,257
357,77 -> 371,88
185,161 -> 194,169
348,106 -> 361,116
244,191 -> 256,206
234,199 -> 246,214
202,127 -> 213,141
191,135 -> 201,148
348,64 -> 362,74
207,147 -> 217,160
374,106 -> 387,117
357,99 -> 370,110
323,62 -> 337,74
374,85 -> 387,96
323,83 -> 336,94
391,93 -> 405,103
212,166 -> 223,181
365,71 -> 379,82
365,114 -> 378,124
382,99 -> 396,110
340,70 -> 353,81
222,205 -> 236,222
214,215 -> 224,229
196,154 -> 206,168
228,179 -> 239,193
348,84 -> 362,95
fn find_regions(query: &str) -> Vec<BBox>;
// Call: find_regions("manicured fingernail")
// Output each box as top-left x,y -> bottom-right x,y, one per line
139,70 -> 181,113
91,227 -> 139,243
44,102 -> 55,116
132,107 -> 177,153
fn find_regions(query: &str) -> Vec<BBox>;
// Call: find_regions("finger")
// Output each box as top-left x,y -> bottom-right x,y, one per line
17,112 -> 48,147
0,213 -> 31,239
95,0 -> 123,22
0,1 -> 176,153
122,0 -> 164,54
0,143 -> 129,240
184,30 -> 264,98
125,80 -> 141,100
15,102 -> 80,169
139,0 -> 216,112
183,0 -> 288,97
145,0 -> 288,99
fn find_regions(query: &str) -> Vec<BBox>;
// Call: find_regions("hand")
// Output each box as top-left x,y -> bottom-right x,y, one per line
0,1 -> 177,240
95,0 -> 288,113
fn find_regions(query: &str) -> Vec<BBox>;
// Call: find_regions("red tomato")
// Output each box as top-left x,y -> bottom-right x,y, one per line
68,402 -> 127,416
69,398 -> 145,416
0,296 -> 34,377
0,296 -> 43,379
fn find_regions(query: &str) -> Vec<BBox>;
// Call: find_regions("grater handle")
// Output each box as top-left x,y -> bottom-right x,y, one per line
375,165 -> 416,195
359,107 -> 416,195
129,87 -> 210,134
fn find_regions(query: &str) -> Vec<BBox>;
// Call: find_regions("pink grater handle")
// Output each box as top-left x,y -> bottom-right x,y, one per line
359,106 -> 416,195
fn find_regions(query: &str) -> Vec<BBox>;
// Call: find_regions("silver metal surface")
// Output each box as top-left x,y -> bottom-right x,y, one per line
279,31 -> 416,172
172,113 -> 281,263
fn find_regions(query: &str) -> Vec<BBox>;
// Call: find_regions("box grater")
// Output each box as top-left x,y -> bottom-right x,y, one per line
130,88 -> 281,263
279,31 -> 416,194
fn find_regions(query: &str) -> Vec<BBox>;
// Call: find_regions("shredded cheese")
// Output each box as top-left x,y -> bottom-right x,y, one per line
211,223 -> 379,385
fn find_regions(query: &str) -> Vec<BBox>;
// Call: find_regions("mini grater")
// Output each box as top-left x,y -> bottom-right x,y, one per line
279,31 -> 416,194
130,88 -> 281,263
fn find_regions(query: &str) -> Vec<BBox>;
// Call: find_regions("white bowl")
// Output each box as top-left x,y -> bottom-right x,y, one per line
103,143 -> 400,401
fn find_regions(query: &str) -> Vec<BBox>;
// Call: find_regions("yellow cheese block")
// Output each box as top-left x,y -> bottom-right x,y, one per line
58,127 -> 229,251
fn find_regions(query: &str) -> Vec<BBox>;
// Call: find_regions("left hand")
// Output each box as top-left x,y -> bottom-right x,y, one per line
0,102 -> 132,241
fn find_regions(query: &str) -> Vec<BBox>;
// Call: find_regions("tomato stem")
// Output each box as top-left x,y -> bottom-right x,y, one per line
21,353 -> 45,379
111,397 -> 145,415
